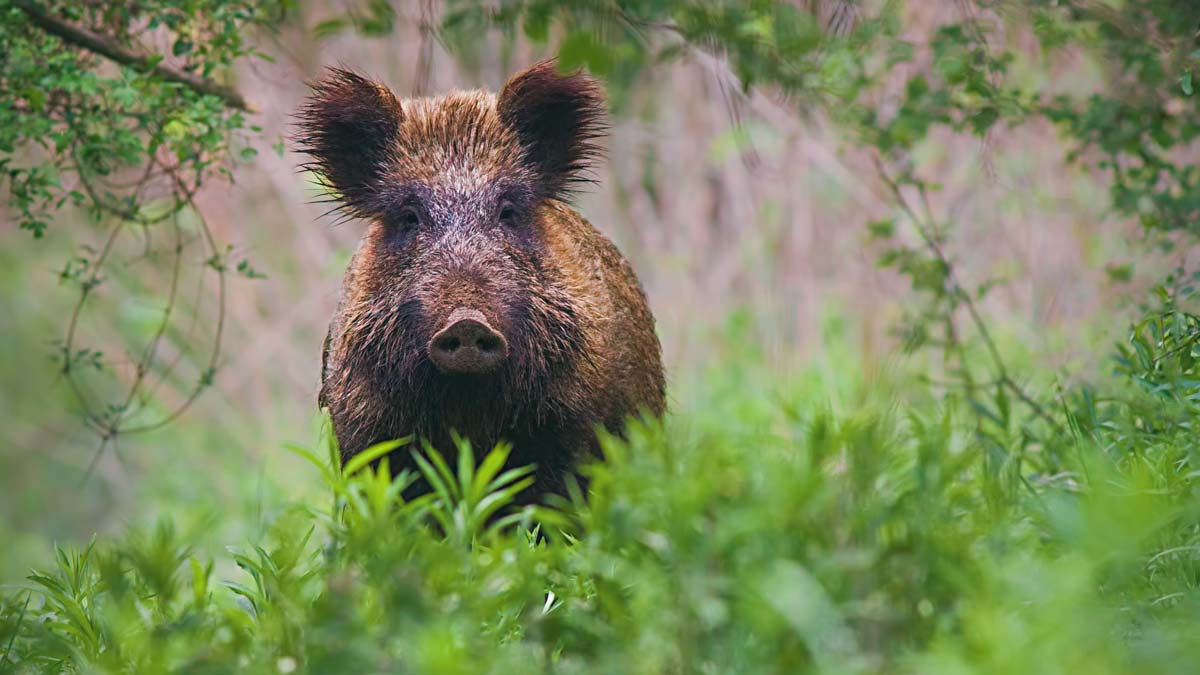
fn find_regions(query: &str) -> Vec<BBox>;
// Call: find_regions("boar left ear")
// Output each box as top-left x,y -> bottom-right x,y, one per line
296,68 -> 404,217
498,60 -> 607,200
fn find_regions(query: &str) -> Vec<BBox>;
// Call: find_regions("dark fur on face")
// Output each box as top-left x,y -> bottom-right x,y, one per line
297,61 -> 663,501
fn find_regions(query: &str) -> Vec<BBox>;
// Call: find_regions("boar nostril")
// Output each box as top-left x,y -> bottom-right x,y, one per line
428,308 -> 508,374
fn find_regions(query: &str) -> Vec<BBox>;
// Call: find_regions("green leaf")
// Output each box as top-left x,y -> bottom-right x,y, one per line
558,30 -> 613,77
523,3 -> 553,42
867,219 -> 895,239
313,18 -> 348,39
344,438 -> 409,477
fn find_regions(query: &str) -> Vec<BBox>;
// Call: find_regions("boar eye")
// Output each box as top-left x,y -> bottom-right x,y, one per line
498,201 -> 517,226
396,206 -> 421,230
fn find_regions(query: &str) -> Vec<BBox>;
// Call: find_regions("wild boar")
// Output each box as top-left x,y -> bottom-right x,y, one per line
298,60 -> 665,500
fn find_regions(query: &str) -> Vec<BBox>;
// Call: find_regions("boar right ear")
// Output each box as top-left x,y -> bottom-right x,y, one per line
498,60 -> 606,200
296,68 -> 403,216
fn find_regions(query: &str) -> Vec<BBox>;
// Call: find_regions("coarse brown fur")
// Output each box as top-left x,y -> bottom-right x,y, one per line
296,61 -> 665,501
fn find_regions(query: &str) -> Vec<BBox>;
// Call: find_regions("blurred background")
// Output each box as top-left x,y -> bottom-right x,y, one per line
0,1 -> 1177,578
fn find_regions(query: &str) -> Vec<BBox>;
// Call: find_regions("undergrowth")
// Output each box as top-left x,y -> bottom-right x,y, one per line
2,348 -> 1199,674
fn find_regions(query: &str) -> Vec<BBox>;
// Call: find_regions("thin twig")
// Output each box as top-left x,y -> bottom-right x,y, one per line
873,154 -> 1066,435
110,210 -> 185,430
61,125 -> 227,471
118,168 -> 225,434
79,434 -> 111,486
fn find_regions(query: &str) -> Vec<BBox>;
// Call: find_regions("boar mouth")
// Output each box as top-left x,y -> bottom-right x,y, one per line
427,307 -> 509,375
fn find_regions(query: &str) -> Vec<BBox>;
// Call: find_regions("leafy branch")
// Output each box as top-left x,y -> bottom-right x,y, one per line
1,0 -> 284,472
12,0 -> 254,111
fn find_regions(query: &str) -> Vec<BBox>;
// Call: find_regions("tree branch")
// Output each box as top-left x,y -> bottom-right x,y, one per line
13,0 -> 254,112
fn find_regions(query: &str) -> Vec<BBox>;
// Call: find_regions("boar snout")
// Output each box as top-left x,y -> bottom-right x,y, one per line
428,308 -> 508,374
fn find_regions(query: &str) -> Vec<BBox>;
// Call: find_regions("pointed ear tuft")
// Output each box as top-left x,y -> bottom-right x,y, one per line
295,68 -> 403,216
497,60 -> 607,200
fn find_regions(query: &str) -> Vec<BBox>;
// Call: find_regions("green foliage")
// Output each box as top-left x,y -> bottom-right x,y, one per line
1034,1 -> 1200,233
1,0 -> 282,236
3,355 -> 1200,673
319,0 -> 882,109
1107,281 -> 1200,448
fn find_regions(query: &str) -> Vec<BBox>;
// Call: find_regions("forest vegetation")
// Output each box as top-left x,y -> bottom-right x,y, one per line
2,1 -> 1200,672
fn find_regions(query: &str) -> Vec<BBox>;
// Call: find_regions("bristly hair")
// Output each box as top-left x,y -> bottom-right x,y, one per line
294,67 -> 403,219
497,59 -> 608,202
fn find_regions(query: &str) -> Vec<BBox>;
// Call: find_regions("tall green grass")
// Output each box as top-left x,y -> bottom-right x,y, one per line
2,344 -> 1199,673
